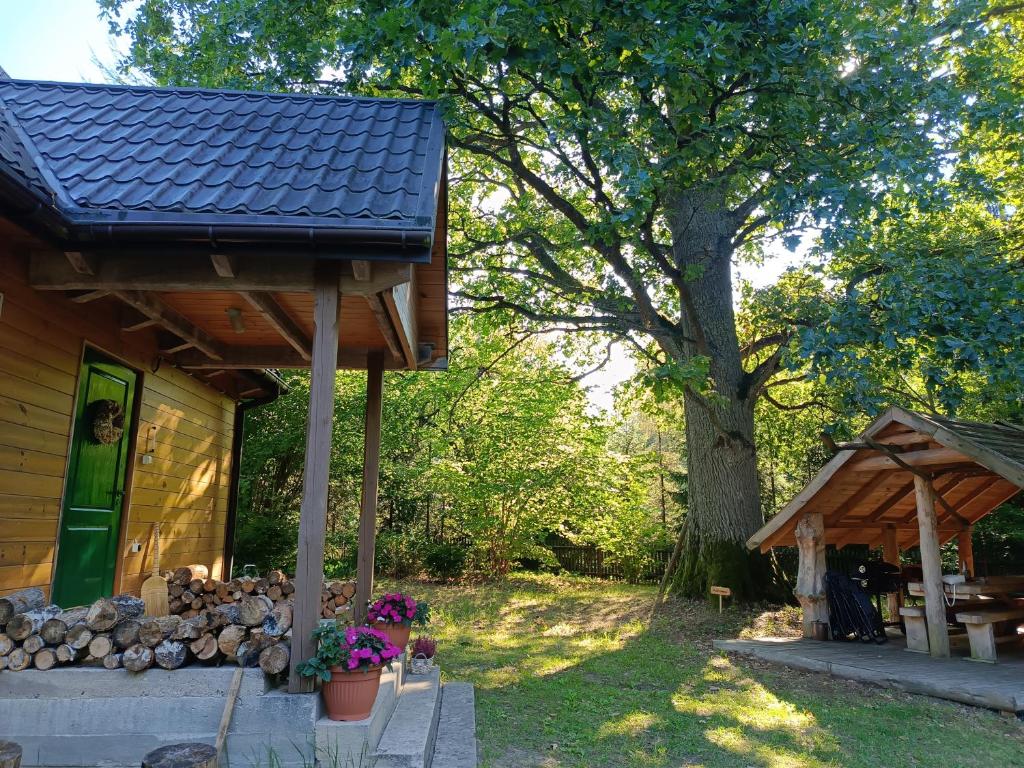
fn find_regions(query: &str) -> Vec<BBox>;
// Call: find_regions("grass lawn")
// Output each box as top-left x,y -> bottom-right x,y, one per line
386,573 -> 1024,768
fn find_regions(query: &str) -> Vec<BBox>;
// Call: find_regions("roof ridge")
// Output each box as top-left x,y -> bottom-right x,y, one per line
0,78 -> 438,107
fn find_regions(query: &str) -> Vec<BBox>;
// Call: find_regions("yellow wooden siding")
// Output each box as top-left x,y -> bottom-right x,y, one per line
0,253 -> 235,600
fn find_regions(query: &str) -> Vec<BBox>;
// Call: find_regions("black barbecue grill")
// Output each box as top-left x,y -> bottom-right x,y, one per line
853,560 -> 902,624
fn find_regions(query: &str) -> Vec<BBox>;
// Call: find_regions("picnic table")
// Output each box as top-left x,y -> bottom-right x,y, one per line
906,576 -> 1024,662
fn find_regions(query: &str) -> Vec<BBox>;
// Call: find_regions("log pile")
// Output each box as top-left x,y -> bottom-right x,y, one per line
0,572 -> 353,677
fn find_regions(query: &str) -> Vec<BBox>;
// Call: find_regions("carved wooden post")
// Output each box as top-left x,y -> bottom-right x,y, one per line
794,512 -> 827,638
914,475 -> 950,658
957,526 -> 974,577
881,525 -> 901,620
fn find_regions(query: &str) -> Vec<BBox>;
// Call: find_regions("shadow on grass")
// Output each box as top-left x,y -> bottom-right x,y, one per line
387,574 -> 1024,768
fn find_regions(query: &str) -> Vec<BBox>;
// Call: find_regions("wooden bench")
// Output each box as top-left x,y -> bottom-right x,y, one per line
899,606 -> 930,653
953,607 -> 1024,663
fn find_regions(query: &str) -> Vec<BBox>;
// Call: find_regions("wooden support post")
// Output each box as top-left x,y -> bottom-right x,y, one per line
957,526 -> 975,577
354,352 -> 385,626
914,474 -> 950,658
881,525 -> 901,620
288,269 -> 340,693
794,512 -> 827,639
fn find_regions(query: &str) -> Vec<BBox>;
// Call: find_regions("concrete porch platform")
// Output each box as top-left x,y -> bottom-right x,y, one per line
714,635 -> 1024,714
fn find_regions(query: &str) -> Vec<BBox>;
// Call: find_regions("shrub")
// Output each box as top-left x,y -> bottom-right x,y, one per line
424,543 -> 467,581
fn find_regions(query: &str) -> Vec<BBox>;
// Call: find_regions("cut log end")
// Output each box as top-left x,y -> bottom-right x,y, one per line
142,743 -> 217,768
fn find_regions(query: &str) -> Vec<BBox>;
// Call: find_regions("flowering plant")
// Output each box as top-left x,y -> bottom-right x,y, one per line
297,623 -> 402,682
411,636 -> 437,660
367,592 -> 431,628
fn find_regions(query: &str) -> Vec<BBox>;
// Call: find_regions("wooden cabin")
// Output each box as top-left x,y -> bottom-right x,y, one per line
0,76 -> 448,644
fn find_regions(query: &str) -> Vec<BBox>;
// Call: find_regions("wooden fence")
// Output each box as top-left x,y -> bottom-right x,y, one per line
548,544 -> 673,583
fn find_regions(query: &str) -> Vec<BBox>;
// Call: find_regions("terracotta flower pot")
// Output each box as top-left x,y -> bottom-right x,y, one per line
322,665 -> 383,721
376,622 -> 411,650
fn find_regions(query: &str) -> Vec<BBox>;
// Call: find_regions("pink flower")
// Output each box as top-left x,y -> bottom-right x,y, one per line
371,653 -> 380,665
406,609 -> 415,619
347,658 -> 358,670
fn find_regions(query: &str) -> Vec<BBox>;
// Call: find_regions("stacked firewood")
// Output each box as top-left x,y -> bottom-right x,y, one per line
165,566 -> 355,621
0,572 -> 356,677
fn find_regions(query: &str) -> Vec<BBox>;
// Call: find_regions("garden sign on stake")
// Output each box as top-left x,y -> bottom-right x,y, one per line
710,586 -> 731,614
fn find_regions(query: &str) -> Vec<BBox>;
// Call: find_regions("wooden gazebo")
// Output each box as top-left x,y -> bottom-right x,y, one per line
748,407 -> 1024,657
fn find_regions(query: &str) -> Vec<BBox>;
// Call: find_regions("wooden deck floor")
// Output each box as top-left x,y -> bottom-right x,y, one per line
714,633 -> 1024,714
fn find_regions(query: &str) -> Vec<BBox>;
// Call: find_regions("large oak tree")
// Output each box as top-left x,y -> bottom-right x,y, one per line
102,0 -> 1021,597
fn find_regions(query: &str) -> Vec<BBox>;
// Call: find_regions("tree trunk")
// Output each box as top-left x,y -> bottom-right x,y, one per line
666,193 -> 770,600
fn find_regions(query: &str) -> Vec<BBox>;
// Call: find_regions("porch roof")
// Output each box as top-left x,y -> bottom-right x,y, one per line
0,78 -> 449,395
748,406 -> 1024,553
0,79 -> 445,257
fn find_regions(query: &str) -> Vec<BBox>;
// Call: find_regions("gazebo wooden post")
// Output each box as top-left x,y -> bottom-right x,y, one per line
881,525 -> 901,619
354,351 -> 385,626
287,270 -> 340,693
794,512 -> 827,638
913,474 -> 950,658
957,526 -> 975,577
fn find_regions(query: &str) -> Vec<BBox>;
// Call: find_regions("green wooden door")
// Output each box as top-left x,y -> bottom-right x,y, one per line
52,349 -> 137,606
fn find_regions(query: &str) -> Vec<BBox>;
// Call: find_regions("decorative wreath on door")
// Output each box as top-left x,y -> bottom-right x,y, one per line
91,399 -> 125,444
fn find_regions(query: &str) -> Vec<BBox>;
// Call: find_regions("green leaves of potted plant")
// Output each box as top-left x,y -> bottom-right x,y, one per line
297,623 -> 402,721
366,592 -> 430,651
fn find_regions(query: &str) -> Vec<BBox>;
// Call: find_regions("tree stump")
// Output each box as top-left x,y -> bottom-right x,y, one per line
0,740 -> 22,768
141,743 -> 216,768
794,512 -> 828,638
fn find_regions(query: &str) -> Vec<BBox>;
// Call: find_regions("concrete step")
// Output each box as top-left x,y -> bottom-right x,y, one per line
372,666 -> 441,768
314,661 -> 406,765
430,683 -> 477,768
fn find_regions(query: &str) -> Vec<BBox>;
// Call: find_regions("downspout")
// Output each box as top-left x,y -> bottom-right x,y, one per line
222,380 -> 284,578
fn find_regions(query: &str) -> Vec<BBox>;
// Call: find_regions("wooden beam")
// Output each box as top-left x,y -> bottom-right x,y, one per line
64,251 -> 96,275
68,290 -> 109,303
240,292 -> 312,361
174,346 -> 400,370
846,447 -> 972,472
288,270 -> 340,694
31,250 -> 413,296
112,290 -> 224,360
897,473 -> 972,524
872,431 -> 935,447
863,480 -> 917,523
365,294 -> 403,361
382,282 -> 417,370
160,340 -> 195,355
210,254 -> 237,278
354,352 -> 385,626
351,260 -> 372,281
914,475 -> 950,658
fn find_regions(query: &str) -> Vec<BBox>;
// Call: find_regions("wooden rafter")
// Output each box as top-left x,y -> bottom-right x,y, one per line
824,471 -> 892,527
351,260 -> 372,281
173,346 -> 396,370
64,251 -> 96,275
68,289 -> 109,303
365,293 -> 403,361
210,253 -> 237,278
239,292 -> 312,361
112,290 -> 224,360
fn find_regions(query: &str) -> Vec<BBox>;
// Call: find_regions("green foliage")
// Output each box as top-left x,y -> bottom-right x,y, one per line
423,543 -> 468,582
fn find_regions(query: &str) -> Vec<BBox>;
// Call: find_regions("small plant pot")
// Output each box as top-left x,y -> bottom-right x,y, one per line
322,665 -> 383,721
375,623 -> 411,651
410,654 -> 435,675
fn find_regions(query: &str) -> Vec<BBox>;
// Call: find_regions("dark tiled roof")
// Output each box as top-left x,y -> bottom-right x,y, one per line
0,80 -> 445,246
0,99 -> 51,202
926,413 -> 1024,471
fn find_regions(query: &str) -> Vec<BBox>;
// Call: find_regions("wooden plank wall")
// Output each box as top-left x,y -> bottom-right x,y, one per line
0,251 -> 235,599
